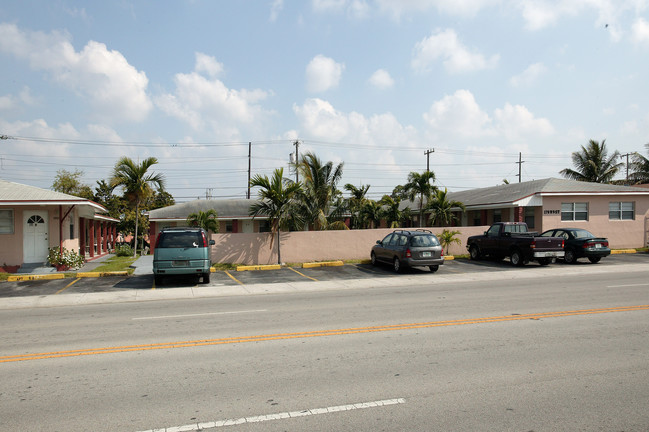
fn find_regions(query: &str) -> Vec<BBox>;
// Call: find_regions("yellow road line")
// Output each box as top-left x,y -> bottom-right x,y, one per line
288,266 -> 318,281
56,278 -> 80,294
224,270 -> 243,285
2,305 -> 647,364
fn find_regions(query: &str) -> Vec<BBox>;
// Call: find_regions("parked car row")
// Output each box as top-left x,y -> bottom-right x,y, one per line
371,222 -> 611,273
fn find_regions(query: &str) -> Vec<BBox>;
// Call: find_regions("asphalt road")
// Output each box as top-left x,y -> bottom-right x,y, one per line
1,255 -> 648,431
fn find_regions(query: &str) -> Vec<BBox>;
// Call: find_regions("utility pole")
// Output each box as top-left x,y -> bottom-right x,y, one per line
621,153 -> 632,184
293,140 -> 300,183
247,142 -> 252,199
516,152 -> 525,183
424,149 -> 435,173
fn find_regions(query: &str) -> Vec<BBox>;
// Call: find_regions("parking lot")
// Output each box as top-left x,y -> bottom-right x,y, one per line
1,253 -> 647,300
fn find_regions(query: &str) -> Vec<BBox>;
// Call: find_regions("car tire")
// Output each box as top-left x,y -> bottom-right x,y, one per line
371,252 -> 377,266
203,272 -> 210,284
564,248 -> 576,264
393,257 -> 402,273
588,256 -> 601,264
154,275 -> 163,286
510,249 -> 525,267
429,265 -> 439,273
469,245 -> 481,260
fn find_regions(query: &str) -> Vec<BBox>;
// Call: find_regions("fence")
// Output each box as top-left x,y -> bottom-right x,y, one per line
210,226 -> 489,265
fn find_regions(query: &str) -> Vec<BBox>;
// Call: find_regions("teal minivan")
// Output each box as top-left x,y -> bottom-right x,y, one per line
153,227 -> 215,285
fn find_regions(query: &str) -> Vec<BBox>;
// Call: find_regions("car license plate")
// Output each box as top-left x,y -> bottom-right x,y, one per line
595,243 -> 601,248
421,252 -> 432,258
173,260 -> 189,267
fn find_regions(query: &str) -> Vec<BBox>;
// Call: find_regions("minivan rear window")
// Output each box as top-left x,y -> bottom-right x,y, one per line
410,235 -> 440,247
158,231 -> 204,248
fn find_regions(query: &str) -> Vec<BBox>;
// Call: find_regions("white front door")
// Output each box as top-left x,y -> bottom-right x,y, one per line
241,220 -> 254,233
23,211 -> 49,263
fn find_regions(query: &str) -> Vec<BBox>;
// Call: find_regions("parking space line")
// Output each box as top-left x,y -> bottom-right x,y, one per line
224,270 -> 243,285
136,398 -> 405,431
56,278 -> 80,294
288,267 -> 318,281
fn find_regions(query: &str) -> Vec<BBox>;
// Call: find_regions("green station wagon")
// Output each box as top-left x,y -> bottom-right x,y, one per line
153,227 -> 215,285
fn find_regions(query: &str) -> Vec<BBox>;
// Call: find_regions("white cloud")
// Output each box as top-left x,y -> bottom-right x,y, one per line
368,69 -> 394,89
412,29 -> 499,74
423,89 -> 554,141
510,62 -> 547,87
269,0 -> 284,22
423,90 -> 493,138
195,52 -> 224,78
156,53 -> 272,138
306,55 -> 345,93
0,23 -> 152,123
632,17 -> 649,44
375,0 -> 498,19
312,0 -> 348,12
493,103 -> 554,140
293,98 -> 417,147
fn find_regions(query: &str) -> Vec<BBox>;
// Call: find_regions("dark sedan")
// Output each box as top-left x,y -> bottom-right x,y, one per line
540,228 -> 611,264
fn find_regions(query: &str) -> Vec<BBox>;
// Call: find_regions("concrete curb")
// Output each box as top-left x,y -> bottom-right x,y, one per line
7,274 -> 66,282
611,249 -> 637,254
237,264 -> 281,271
302,261 -> 344,268
75,271 -> 130,278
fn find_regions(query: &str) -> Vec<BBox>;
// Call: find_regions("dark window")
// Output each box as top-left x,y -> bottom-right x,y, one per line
158,231 -> 204,248
561,202 -> 588,221
609,202 -> 634,220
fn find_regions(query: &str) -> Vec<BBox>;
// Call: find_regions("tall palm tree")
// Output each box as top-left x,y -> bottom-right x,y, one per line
403,171 -> 437,227
249,168 -> 302,264
110,157 -> 164,257
187,209 -> 219,233
344,183 -> 370,229
629,143 -> 649,184
427,188 -> 466,226
298,152 -> 344,230
560,139 -> 622,183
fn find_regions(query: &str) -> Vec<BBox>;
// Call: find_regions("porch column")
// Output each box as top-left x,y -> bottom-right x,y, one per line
515,207 -> 524,222
95,220 -> 100,256
101,222 -> 108,253
89,220 -> 95,258
79,218 -> 86,257
149,221 -> 157,253
481,210 -> 488,225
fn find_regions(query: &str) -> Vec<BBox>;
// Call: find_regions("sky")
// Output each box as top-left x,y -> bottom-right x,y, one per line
1,0 -> 649,202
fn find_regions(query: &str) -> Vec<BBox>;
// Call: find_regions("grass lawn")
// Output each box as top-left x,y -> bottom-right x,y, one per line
90,255 -> 138,274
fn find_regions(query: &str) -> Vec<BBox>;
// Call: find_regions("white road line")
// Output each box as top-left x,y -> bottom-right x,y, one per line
136,398 -> 406,432
132,309 -> 267,320
606,283 -> 649,288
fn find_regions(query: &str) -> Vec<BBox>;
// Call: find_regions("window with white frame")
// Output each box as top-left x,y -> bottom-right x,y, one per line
561,202 -> 588,221
0,209 -> 14,234
609,201 -> 634,220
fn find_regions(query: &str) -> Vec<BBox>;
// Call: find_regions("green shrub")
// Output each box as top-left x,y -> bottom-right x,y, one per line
115,244 -> 134,257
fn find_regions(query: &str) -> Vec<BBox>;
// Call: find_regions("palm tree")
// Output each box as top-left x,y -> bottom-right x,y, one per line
403,171 -> 437,227
629,143 -> 649,184
187,209 -> 219,233
298,152 -> 344,230
249,168 -> 302,264
379,195 -> 405,228
427,188 -> 466,226
438,229 -> 462,255
560,139 -> 622,183
110,157 -> 164,257
344,183 -> 370,229
360,200 -> 382,229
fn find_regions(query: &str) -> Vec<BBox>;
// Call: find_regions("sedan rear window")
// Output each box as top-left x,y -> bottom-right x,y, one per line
158,231 -> 204,248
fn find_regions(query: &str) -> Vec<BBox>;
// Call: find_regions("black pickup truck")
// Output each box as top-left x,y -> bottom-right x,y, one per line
466,222 -> 564,266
